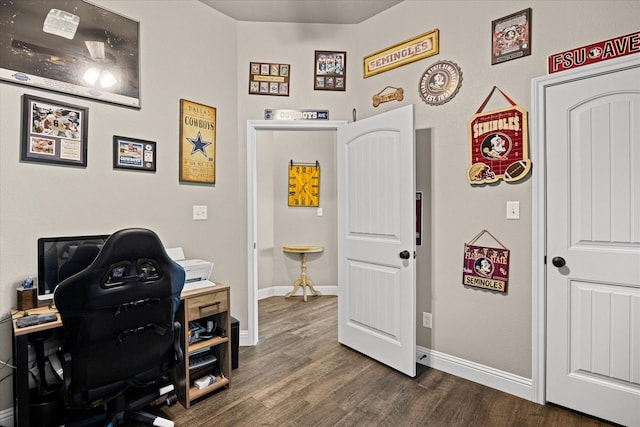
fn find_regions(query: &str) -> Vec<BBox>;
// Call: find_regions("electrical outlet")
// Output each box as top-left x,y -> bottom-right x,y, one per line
423,312 -> 432,328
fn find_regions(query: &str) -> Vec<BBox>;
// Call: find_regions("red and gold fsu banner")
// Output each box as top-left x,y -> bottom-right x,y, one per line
466,87 -> 531,185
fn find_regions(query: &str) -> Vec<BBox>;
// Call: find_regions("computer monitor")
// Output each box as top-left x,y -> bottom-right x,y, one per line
37,234 -> 110,301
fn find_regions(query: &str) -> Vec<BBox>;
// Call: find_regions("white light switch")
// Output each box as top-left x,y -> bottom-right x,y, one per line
317,208 -> 323,217
506,201 -> 520,220
193,205 -> 208,220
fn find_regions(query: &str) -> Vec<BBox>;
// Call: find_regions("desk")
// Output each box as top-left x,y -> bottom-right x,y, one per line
283,245 -> 323,302
11,284 -> 231,426
175,284 -> 231,408
11,305 -> 62,427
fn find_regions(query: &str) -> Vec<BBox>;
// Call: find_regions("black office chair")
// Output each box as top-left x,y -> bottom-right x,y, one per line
54,228 -> 185,426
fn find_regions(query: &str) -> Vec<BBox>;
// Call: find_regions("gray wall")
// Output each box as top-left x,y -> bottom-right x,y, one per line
2,0 -> 639,414
257,131 -> 337,290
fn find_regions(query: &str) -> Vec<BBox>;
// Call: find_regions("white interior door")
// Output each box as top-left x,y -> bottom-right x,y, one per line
337,104 -> 416,377
545,58 -> 640,426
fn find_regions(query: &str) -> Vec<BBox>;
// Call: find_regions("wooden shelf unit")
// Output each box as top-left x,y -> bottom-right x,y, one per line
176,283 -> 231,408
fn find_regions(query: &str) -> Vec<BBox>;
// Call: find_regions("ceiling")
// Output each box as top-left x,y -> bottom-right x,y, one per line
198,0 -> 403,24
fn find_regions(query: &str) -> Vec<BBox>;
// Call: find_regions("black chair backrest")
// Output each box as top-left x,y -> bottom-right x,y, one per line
57,244 -> 101,283
54,228 -> 185,403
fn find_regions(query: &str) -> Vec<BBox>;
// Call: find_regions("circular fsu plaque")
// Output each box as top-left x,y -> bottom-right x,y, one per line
418,60 -> 463,106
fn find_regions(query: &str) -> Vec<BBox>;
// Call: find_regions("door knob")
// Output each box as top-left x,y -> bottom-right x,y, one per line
552,256 -> 566,268
399,250 -> 411,259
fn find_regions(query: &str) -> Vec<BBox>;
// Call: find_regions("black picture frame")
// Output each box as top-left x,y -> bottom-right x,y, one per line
314,51 -> 346,91
113,135 -> 156,172
491,8 -> 532,65
21,94 -> 88,167
0,1 -> 140,108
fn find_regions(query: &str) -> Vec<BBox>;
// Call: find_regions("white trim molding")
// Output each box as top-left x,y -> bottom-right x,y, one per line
257,285 -> 338,300
246,120 -> 347,346
529,55 -> 639,407
417,346 -> 534,401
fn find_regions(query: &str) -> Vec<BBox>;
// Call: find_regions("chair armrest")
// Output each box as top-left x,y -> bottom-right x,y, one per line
172,321 -> 183,365
60,351 -> 72,404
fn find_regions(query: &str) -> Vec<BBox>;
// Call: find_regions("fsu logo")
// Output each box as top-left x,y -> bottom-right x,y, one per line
481,132 -> 511,160
418,60 -> 462,106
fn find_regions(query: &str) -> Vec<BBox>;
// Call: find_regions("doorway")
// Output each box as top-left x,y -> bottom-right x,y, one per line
246,120 -> 346,346
246,114 -> 430,374
255,130 -> 338,297
532,56 -> 640,425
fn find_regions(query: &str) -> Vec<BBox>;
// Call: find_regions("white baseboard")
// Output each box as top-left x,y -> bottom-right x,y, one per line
0,407 -> 13,427
239,329 -> 251,347
257,285 -> 338,300
416,345 -> 535,402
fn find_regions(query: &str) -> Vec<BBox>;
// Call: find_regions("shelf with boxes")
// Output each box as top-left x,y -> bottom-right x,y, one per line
175,283 -> 231,407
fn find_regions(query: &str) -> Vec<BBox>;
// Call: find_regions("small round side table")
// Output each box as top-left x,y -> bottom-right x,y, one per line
282,245 -> 324,302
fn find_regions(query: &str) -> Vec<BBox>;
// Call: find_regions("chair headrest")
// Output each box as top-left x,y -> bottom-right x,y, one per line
95,228 -> 170,266
54,228 -> 185,310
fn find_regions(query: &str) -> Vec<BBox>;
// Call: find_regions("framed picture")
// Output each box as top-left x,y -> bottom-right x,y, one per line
0,1 -> 140,108
113,136 -> 156,172
314,51 -> 346,91
21,94 -> 88,167
249,62 -> 290,96
363,29 -> 439,78
179,99 -> 216,184
491,8 -> 532,64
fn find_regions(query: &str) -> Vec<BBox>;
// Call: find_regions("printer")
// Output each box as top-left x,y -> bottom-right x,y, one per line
165,247 -> 215,293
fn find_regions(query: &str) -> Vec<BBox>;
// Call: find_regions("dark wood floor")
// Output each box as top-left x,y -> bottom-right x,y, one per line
158,296 -> 614,426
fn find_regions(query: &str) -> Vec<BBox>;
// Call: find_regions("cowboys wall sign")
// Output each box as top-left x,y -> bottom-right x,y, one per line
466,86 -> 531,184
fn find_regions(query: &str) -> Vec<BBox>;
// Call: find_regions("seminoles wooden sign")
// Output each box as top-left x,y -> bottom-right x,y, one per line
462,230 -> 510,293
466,86 -> 531,184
